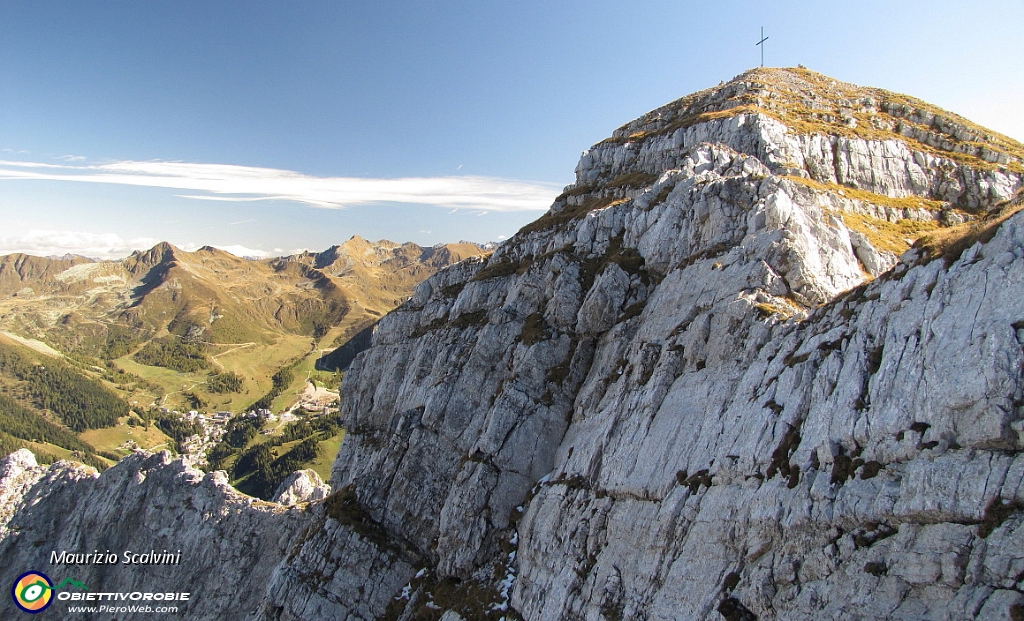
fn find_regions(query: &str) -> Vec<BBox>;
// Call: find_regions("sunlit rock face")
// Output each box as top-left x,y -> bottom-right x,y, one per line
273,469 -> 331,506
2,67 -> 1024,620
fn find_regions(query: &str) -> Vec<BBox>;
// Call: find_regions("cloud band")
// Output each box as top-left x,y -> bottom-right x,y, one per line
0,159 -> 560,212
0,229 -> 271,261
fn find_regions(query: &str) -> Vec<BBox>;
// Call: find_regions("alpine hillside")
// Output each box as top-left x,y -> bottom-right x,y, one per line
0,238 -> 485,471
0,237 -> 486,412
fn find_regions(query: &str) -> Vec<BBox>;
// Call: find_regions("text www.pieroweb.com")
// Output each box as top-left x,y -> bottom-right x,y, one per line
67,604 -> 179,614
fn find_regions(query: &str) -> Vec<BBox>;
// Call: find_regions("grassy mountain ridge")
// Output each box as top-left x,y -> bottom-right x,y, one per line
0,238 -> 487,414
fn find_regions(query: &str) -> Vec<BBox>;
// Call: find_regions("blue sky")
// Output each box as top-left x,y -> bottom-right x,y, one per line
1,1 -> 1021,259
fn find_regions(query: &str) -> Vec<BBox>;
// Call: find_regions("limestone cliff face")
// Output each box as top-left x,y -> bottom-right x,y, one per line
2,68 -> 1024,620
320,67 -> 1024,619
0,450 -> 311,620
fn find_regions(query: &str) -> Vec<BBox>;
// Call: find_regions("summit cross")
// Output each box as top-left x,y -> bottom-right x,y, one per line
756,27 -> 769,67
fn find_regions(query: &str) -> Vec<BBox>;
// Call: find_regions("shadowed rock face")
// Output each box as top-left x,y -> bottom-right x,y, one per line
0,450 -> 311,621
2,68 -> 1024,620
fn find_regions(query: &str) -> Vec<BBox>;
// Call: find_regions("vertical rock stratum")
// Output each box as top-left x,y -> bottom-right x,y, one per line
2,67 -> 1023,620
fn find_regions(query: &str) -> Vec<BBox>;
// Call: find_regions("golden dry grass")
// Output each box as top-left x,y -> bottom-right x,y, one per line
754,301 -> 800,319
839,212 -> 944,255
915,191 -> 1024,264
783,176 -> 948,212
781,175 -> 951,255
610,67 -> 1024,176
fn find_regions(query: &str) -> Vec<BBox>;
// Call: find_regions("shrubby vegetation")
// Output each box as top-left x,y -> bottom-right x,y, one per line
98,325 -> 141,359
234,437 -> 321,500
182,391 -> 207,410
206,415 -> 265,470
133,337 -> 210,372
206,442 -> 234,471
279,415 -> 342,442
154,413 -> 203,453
0,431 -> 61,464
224,415 -> 263,447
0,343 -> 126,431
248,361 -> 298,411
78,452 -> 110,470
43,320 -> 144,362
207,313 -> 261,344
0,344 -> 126,469
166,317 -> 206,341
0,431 -> 107,472
206,371 -> 243,394
29,365 -> 126,431
0,394 -> 93,452
209,413 -> 341,500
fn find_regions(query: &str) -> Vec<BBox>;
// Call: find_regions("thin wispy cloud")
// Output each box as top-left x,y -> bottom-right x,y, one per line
0,230 -> 272,261
175,195 -> 271,203
0,230 -> 161,260
0,160 -> 71,169
0,159 -> 559,212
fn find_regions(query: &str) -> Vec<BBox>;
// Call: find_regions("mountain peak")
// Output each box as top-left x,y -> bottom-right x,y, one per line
122,241 -> 181,272
136,240 -> 179,257
309,71 -> 1024,619
608,66 -> 1024,178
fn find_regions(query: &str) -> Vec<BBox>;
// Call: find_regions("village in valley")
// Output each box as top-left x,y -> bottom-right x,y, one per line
117,378 -> 341,469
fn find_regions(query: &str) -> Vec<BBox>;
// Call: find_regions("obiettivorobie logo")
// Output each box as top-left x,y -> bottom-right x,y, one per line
11,570 -> 190,614
12,572 -> 89,613
11,571 -> 53,613
11,571 -> 87,614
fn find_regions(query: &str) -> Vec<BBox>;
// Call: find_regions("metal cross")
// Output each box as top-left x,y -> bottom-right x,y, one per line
756,27 -> 769,67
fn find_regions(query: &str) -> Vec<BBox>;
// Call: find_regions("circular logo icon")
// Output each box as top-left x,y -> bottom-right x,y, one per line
11,571 -> 53,614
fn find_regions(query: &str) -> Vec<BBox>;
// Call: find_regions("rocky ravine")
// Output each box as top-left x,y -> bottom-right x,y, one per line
2,67 -> 1024,620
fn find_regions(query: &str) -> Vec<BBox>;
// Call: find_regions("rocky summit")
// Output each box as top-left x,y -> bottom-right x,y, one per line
2,67 -> 1024,620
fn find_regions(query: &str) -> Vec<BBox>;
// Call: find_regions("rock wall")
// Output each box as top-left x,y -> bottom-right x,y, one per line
314,68 -> 1024,619
512,214 -> 1024,620
0,450 -> 310,620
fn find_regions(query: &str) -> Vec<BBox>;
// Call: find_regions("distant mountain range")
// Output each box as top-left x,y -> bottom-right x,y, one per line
0,237 -> 487,464
0,236 -> 486,351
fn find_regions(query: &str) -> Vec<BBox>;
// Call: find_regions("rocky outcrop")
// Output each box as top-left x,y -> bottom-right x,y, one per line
272,469 -> 332,505
1,68 -> 1023,620
0,450 -> 313,620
